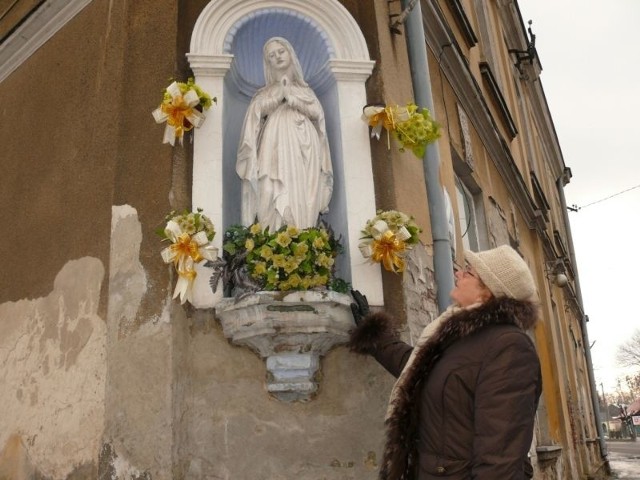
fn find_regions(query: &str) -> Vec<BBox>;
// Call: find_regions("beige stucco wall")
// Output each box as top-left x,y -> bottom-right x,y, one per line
0,258 -> 105,478
0,0 -> 177,310
0,0 -> 183,476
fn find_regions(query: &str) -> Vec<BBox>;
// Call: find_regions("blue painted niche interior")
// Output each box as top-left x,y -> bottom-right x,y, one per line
220,8 -> 351,283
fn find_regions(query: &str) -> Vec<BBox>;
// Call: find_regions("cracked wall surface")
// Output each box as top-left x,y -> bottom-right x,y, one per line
0,258 -> 106,478
103,205 -> 174,479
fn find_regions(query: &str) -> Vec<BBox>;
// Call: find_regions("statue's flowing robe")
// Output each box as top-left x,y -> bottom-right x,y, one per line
236,82 -> 333,231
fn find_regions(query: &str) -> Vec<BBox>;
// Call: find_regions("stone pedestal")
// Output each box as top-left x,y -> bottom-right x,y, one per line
215,291 -> 353,402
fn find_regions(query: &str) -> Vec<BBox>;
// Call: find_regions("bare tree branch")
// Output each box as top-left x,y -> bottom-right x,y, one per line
616,329 -> 640,368
624,373 -> 640,399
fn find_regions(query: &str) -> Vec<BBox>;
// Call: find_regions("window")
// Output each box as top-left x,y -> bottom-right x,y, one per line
455,177 -> 480,251
450,144 -> 487,254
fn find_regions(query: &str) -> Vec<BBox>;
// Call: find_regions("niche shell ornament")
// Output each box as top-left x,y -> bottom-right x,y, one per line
156,209 -> 218,304
359,210 -> 421,273
152,79 -> 215,146
362,103 -> 440,158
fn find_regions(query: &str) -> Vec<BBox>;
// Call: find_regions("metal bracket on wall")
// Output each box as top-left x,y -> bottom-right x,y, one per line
388,0 -> 418,35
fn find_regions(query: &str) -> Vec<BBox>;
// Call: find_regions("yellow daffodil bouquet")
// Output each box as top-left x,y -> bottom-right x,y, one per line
362,102 -> 440,158
156,208 -> 218,304
221,223 -> 349,294
359,210 -> 422,273
152,78 -> 216,146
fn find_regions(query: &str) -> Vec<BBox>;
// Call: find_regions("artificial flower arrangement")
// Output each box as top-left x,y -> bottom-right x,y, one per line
216,222 -> 349,295
152,78 -> 216,146
359,210 -> 422,273
362,103 -> 440,159
157,208 -> 218,304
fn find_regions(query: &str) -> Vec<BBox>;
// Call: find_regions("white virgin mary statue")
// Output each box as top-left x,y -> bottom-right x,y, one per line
236,37 -> 333,231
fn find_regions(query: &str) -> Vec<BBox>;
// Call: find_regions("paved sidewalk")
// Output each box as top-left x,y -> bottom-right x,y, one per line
607,440 -> 640,479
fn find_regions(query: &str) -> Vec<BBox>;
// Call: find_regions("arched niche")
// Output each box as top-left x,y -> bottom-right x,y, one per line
187,0 -> 383,308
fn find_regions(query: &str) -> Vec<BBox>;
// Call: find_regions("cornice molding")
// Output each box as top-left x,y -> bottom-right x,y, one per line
0,0 -> 92,83
328,59 -> 375,81
479,62 -> 518,139
447,0 -> 478,48
527,82 -> 566,182
186,54 -> 235,78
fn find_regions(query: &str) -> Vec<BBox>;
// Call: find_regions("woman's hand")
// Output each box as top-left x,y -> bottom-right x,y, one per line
350,289 -> 370,326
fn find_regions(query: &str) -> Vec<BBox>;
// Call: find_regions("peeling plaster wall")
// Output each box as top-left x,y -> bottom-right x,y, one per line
403,247 -> 439,344
108,205 -> 149,339
103,205 -> 174,478
0,258 -> 106,478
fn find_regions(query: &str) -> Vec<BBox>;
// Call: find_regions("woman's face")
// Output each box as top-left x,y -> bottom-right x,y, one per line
450,263 -> 492,307
266,41 -> 291,72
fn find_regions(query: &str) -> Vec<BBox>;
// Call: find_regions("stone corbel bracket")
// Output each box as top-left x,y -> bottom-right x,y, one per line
214,290 -> 354,402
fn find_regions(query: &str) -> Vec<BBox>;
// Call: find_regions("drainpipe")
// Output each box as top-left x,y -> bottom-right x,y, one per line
557,168 -> 610,472
400,0 -> 455,312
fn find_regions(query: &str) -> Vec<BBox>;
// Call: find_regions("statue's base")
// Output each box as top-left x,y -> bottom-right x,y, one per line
215,290 -> 353,402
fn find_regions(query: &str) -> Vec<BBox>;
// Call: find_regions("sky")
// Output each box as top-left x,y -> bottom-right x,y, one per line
518,1 -> 640,395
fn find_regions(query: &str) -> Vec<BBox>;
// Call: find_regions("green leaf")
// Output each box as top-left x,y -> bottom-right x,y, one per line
412,144 -> 425,159
155,226 -> 168,239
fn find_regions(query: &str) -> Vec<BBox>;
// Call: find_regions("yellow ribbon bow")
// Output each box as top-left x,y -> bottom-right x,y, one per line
371,230 -> 407,273
152,82 -> 206,146
170,233 -> 204,265
161,220 -> 218,304
362,105 -> 410,149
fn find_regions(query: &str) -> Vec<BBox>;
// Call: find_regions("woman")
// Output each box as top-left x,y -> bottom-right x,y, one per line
236,37 -> 333,231
349,245 -> 542,479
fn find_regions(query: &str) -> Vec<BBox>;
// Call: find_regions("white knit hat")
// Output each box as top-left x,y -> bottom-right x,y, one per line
464,245 -> 537,302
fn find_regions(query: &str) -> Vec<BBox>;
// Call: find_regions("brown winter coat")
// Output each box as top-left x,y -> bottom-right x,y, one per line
348,297 -> 542,480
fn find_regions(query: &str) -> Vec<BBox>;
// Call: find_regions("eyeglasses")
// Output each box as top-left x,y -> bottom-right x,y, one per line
464,264 -> 477,278
454,261 -> 477,278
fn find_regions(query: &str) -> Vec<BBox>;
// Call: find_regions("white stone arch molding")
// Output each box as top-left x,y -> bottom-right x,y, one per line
187,0 -> 383,308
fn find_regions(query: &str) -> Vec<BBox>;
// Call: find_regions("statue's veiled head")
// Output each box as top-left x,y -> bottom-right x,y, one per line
262,37 -> 307,86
